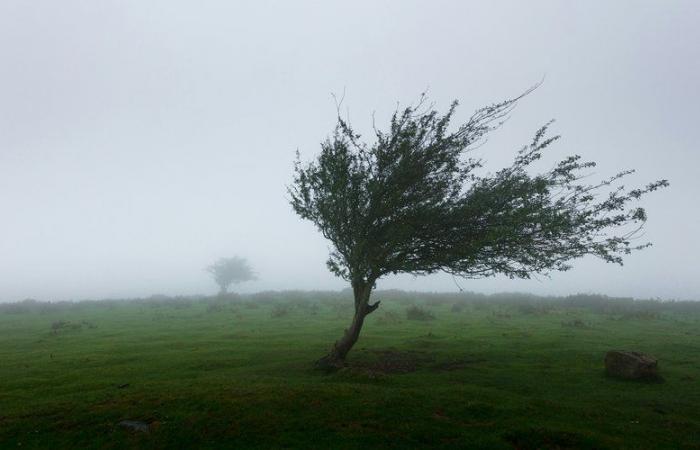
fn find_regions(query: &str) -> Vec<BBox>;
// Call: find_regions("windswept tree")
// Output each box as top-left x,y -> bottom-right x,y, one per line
289,88 -> 668,370
206,256 -> 256,295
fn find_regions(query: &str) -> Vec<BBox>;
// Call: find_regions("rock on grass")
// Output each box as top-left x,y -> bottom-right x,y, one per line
118,420 -> 150,433
604,350 -> 660,381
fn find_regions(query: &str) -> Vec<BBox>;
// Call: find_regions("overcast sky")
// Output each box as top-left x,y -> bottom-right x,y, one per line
1,1 -> 698,302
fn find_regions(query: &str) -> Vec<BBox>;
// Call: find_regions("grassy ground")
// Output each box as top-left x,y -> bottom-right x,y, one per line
1,291 -> 699,449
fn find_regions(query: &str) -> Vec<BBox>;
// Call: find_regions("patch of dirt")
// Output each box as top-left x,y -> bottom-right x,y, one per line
432,357 -> 487,371
353,349 -> 435,374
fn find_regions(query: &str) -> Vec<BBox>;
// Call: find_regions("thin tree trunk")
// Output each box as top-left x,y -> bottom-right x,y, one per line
315,279 -> 380,371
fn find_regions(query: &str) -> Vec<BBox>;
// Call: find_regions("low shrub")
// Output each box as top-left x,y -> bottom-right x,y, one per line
450,303 -> 466,313
270,304 -> 291,318
50,320 -> 95,333
561,319 -> 586,328
206,303 -> 227,313
406,306 -> 435,321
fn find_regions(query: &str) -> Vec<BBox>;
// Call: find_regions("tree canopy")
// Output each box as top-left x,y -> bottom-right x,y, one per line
206,256 -> 256,295
289,89 -> 668,368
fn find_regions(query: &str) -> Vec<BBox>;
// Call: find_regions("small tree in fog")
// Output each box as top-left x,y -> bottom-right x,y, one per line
289,87 -> 668,370
206,257 -> 256,295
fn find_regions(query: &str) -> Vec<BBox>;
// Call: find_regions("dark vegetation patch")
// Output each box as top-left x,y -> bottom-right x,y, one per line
515,303 -> 554,315
50,320 -> 96,334
451,302 -> 466,313
290,299 -> 320,315
206,303 -> 234,314
406,306 -> 435,321
270,304 -> 291,318
492,310 -> 512,319
432,356 -> 487,371
4,290 -> 699,317
352,349 -> 435,374
561,319 -> 587,328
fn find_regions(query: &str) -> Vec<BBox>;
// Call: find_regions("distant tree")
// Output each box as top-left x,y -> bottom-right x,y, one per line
206,257 -> 256,295
289,88 -> 668,370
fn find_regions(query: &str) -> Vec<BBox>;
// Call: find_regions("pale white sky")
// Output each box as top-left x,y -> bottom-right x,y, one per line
1,1 -> 698,301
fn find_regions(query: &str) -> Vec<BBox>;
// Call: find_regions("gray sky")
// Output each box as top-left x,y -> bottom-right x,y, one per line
1,1 -> 698,302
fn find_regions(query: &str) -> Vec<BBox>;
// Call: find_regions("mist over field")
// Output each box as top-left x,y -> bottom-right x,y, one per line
1,1 -> 698,302
3,4 -> 700,448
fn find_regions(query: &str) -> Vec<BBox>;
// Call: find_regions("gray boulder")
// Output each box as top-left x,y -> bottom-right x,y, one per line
604,350 -> 659,380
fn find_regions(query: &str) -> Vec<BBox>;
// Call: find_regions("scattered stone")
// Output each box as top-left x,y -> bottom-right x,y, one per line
118,420 -> 150,433
604,350 -> 660,380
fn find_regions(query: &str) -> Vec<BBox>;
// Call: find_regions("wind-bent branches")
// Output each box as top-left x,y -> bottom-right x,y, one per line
289,89 -> 668,368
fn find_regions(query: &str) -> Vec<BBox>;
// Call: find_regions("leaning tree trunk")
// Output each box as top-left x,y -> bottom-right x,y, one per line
315,279 -> 380,371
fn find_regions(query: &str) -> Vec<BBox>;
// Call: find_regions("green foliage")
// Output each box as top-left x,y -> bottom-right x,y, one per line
289,89 -> 668,285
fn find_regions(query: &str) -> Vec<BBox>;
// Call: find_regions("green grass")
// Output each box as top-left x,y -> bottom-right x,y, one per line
1,293 -> 699,449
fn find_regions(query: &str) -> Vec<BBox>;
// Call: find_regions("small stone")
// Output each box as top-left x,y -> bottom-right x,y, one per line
604,350 -> 659,380
118,420 -> 150,433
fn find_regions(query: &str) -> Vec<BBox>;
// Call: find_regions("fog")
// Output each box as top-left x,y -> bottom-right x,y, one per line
1,1 -> 698,302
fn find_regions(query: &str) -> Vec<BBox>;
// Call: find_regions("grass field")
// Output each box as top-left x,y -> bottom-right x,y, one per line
1,291 -> 699,449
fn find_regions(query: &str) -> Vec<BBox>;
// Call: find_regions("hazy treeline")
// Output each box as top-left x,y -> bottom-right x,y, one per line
2,290 -> 698,316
